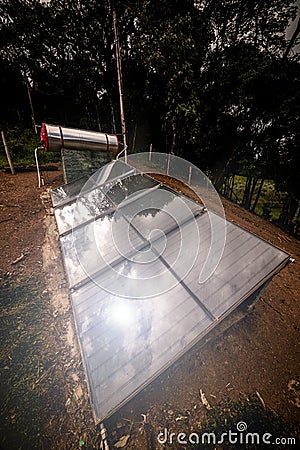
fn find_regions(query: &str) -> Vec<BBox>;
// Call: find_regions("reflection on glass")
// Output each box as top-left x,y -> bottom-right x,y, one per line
109,300 -> 136,327
51,158 -> 290,423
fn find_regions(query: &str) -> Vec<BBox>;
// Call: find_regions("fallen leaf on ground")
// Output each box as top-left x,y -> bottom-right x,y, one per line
11,253 -> 26,265
199,389 -> 211,410
114,434 -> 130,448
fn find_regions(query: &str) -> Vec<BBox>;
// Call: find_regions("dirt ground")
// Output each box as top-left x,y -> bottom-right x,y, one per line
0,165 -> 299,449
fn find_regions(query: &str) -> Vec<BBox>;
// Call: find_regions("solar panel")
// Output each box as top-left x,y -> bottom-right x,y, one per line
51,160 -> 290,423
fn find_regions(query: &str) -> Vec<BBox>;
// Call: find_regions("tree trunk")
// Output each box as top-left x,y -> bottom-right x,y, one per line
248,177 -> 258,210
283,17 -> 300,59
230,174 -> 235,200
242,175 -> 252,209
214,153 -> 235,191
1,130 -> 15,175
110,101 -> 116,135
113,10 -> 127,153
291,197 -> 300,234
279,194 -> 291,227
170,121 -> 177,154
225,176 -> 230,196
132,121 -> 137,152
251,178 -> 264,212
95,103 -> 101,132
26,81 -> 37,135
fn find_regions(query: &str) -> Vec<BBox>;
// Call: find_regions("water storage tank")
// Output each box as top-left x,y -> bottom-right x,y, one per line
40,123 -> 119,154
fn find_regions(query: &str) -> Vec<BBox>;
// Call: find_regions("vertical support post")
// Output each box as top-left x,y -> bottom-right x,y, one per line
100,422 -> 110,450
132,122 -> 137,152
110,101 -> 117,135
113,10 -> 127,163
61,148 -> 67,184
149,143 -> 152,161
35,147 -> 41,188
95,104 -> 101,132
167,152 -> 171,176
1,130 -> 15,175
26,80 -> 37,135
188,165 -> 192,185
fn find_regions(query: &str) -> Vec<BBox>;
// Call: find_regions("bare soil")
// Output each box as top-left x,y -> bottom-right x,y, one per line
0,166 -> 299,449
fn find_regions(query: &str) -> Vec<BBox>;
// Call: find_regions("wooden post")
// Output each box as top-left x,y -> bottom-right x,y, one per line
188,165 -> 192,185
1,130 -> 15,175
113,10 -> 127,161
132,122 -> 137,152
110,101 -> 117,135
26,80 -> 38,135
167,152 -> 171,175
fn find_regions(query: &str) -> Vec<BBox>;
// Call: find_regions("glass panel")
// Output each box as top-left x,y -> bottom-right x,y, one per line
123,152 -> 225,216
71,266 -> 212,421
60,213 -> 145,288
147,212 -> 224,296
160,216 -> 290,319
119,186 -> 203,242
51,174 -> 90,207
54,187 -> 113,235
51,159 -> 290,423
51,160 -> 139,207
104,173 -> 159,206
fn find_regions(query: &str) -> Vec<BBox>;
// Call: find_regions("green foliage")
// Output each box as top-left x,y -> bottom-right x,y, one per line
0,127 -> 59,167
0,0 -> 299,204
129,1 -> 211,152
225,175 -> 287,220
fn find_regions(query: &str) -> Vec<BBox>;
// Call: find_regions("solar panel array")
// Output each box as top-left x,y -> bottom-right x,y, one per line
51,160 -> 290,422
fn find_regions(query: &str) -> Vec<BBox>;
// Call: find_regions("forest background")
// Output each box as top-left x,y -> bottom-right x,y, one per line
0,0 -> 299,232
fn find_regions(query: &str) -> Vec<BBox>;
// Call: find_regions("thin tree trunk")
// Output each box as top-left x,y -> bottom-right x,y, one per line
242,175 -> 252,209
26,81 -> 37,135
214,154 -> 235,191
244,177 -> 252,210
95,103 -> 101,132
283,17 -> 300,59
170,122 -> 177,154
113,10 -> 127,154
222,176 -> 227,196
1,130 -> 15,175
251,178 -> 264,212
291,197 -> 300,234
248,177 -> 258,210
225,176 -> 229,196
132,121 -> 137,152
279,194 -> 290,227
110,101 -> 116,135
230,174 -> 235,200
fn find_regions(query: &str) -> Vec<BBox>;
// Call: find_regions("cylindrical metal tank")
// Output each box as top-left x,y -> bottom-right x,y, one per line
40,123 -> 119,154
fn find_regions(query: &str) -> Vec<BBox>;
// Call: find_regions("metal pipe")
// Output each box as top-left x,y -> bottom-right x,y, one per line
40,123 -> 119,154
116,144 -> 127,161
35,146 -> 43,188
100,422 -> 110,450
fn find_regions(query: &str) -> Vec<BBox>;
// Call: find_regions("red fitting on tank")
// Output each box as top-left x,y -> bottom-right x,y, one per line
40,123 -> 48,150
